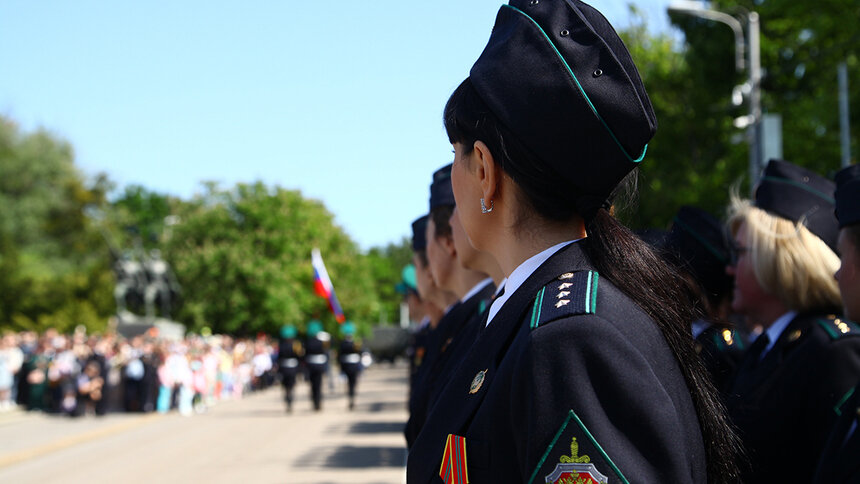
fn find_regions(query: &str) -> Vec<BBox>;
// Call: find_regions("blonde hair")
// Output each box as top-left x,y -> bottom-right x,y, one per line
728,194 -> 841,312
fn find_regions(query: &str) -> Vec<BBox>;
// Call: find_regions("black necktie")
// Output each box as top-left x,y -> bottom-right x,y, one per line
748,332 -> 771,364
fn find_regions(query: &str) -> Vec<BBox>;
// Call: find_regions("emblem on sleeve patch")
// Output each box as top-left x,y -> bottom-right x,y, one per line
439,434 -> 469,484
530,271 -> 599,330
529,410 -> 629,484
543,437 -> 607,484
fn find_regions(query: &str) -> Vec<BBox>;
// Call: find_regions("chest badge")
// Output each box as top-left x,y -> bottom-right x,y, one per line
469,369 -> 488,394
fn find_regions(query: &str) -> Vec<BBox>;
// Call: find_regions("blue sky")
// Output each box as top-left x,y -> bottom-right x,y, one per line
0,1 -> 675,250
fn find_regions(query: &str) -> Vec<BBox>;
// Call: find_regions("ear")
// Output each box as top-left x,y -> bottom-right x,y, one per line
473,141 -> 499,203
440,233 -> 457,257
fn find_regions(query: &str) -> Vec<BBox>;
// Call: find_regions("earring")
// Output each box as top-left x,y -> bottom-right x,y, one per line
480,198 -> 494,214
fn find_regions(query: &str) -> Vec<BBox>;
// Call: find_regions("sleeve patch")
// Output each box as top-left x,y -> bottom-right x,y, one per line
528,410 -> 628,484
530,271 -> 599,330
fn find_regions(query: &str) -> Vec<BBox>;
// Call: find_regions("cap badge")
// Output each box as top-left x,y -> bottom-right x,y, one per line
469,369 -> 488,394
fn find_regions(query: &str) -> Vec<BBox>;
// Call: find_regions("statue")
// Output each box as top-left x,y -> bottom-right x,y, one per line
143,249 -> 181,320
113,252 -> 147,316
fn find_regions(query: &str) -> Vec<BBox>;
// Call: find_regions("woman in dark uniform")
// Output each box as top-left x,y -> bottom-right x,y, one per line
724,159 -> 860,483
405,1 -> 738,482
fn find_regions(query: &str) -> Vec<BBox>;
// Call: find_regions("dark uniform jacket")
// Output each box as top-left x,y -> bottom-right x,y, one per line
813,381 -> 860,483
405,283 -> 495,449
406,241 -> 707,483
338,339 -> 362,375
694,323 -> 747,393
304,336 -> 329,370
726,314 -> 860,483
277,338 -> 302,374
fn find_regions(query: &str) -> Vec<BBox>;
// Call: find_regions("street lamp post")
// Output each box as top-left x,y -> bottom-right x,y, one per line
668,1 -> 762,191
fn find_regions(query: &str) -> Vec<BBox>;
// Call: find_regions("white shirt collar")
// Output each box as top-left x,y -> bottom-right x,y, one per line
461,278 -> 494,303
486,240 -> 578,326
762,310 -> 798,356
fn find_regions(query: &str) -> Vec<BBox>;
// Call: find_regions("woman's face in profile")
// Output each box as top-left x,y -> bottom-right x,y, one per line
726,221 -> 768,317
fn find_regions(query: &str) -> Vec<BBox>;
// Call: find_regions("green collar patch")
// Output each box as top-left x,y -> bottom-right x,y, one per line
530,271 -> 599,330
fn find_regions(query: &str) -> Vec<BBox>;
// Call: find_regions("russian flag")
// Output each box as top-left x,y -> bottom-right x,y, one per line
311,248 -> 346,323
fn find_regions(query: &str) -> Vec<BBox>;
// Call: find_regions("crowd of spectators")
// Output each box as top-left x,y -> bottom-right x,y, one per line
0,328 -> 279,417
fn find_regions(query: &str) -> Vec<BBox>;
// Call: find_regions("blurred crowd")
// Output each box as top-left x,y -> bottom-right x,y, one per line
0,328 -> 279,417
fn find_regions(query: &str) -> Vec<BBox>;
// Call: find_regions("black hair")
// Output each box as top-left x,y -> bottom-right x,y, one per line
414,249 -> 429,269
444,77 -> 741,483
429,205 -> 454,240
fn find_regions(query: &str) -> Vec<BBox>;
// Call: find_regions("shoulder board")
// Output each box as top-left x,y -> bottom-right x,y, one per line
711,328 -> 745,351
530,270 -> 599,330
816,317 -> 860,341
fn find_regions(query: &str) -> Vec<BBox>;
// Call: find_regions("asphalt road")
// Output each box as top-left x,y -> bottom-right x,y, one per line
0,361 -> 410,484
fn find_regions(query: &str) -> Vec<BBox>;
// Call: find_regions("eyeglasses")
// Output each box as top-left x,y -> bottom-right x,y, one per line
729,244 -> 750,265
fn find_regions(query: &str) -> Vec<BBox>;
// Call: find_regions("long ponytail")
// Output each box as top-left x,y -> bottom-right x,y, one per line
584,209 -> 741,483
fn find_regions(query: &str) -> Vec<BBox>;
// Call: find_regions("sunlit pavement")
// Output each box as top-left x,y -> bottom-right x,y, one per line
0,360 -> 410,484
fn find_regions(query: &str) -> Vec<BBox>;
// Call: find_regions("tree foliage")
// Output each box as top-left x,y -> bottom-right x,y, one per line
0,117 -> 113,332
163,182 -> 384,337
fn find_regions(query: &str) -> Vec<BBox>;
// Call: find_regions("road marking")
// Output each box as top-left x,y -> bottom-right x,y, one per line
0,413 -> 162,469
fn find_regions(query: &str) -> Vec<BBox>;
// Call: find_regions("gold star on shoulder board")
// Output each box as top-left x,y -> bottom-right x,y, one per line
555,300 -> 570,308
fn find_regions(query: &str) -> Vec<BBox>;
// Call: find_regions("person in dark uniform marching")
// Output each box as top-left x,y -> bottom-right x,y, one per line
663,206 -> 748,393
723,159 -> 860,483
813,163 -> 860,484
303,320 -> 329,412
406,1 -> 739,482
277,324 -> 303,413
337,321 -> 363,411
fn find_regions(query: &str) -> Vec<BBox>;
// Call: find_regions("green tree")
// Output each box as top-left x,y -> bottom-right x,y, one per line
165,181 -> 381,337
667,0 -> 859,184
0,116 -> 114,332
364,237 -> 413,326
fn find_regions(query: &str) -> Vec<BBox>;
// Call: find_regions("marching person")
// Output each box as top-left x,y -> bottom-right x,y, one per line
724,159 -> 860,483
277,324 -> 302,413
406,1 -> 738,482
337,321 -> 363,411
813,163 -> 860,484
303,320 -> 329,412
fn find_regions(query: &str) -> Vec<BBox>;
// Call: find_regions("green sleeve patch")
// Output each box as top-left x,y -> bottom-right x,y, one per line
528,409 -> 628,484
530,271 -> 599,330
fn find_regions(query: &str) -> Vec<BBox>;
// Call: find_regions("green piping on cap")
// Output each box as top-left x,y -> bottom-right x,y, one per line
504,4 -> 648,164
